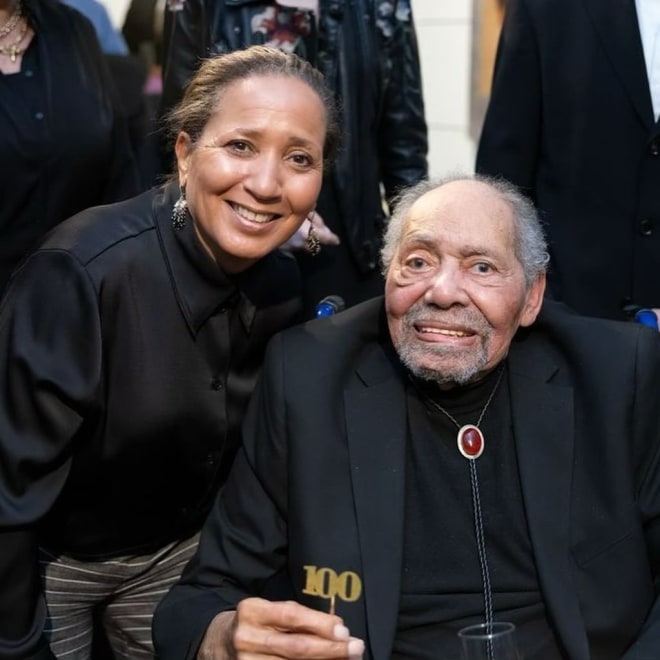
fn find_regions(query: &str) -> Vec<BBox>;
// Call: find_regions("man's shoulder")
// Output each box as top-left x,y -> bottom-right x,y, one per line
537,299 -> 637,334
266,296 -> 392,387
288,296 -> 383,338
274,296 -> 385,358
529,298 -> 655,357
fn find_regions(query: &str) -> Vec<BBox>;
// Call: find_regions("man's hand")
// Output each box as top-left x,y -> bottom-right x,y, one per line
197,598 -> 364,659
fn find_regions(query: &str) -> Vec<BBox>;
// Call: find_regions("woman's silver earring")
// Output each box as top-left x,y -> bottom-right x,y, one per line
172,186 -> 188,231
306,224 -> 321,256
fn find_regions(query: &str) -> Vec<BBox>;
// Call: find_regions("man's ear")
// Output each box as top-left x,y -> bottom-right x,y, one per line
174,132 -> 192,187
519,273 -> 547,327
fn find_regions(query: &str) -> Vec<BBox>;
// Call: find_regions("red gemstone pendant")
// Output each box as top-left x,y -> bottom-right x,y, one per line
457,424 -> 484,460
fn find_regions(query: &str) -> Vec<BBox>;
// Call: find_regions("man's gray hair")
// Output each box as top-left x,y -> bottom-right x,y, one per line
380,173 -> 550,287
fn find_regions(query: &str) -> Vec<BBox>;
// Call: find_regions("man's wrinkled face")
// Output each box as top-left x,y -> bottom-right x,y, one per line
385,180 -> 545,387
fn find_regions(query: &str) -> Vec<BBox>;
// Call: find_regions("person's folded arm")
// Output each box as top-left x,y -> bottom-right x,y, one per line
0,251 -> 102,659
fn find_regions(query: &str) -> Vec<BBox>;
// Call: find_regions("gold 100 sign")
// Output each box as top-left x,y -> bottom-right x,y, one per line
302,565 -> 363,602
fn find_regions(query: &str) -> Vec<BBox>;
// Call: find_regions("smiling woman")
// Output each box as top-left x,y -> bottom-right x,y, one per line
175,74 -> 326,272
0,46 -> 339,660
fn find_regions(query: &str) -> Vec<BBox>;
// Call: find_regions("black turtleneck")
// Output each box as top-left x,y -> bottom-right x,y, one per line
392,363 -> 564,660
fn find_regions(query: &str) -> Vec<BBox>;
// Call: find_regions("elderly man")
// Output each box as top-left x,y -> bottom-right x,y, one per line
153,175 -> 660,660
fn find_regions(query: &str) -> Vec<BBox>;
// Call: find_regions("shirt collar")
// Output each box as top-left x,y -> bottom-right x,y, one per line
153,182 -> 254,335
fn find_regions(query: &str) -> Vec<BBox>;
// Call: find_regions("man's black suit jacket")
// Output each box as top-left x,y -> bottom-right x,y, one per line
476,0 -> 660,320
153,297 -> 660,659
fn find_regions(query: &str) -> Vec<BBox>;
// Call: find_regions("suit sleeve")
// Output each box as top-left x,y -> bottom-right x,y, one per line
622,330 -> 660,658
475,0 -> 541,199
0,252 -> 102,659
153,333 -> 290,660
377,0 -> 428,201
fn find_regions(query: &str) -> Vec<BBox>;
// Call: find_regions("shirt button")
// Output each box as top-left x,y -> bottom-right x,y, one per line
640,218 -> 653,236
211,377 -> 224,390
35,112 -> 44,120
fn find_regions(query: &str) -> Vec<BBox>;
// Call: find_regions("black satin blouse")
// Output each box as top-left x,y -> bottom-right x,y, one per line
0,183 -> 301,657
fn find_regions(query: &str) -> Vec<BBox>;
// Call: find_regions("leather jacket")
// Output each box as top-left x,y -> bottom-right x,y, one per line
161,0 -> 428,273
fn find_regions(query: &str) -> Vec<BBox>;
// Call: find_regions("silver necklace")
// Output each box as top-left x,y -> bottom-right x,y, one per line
422,364 -> 506,648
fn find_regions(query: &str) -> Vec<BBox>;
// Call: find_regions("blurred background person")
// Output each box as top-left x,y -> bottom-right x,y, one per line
61,0 -> 130,54
0,0 -> 139,297
476,0 -> 660,321
0,46 -> 338,659
120,0 -> 170,186
160,0 -> 428,316
61,0 -> 158,190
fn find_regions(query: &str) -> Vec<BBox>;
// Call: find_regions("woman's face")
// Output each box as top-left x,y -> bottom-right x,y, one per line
175,75 -> 326,273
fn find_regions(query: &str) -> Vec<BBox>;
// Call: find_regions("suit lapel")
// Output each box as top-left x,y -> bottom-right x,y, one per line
346,343 -> 407,660
508,341 -> 590,660
580,0 -> 654,128
344,317 -> 593,659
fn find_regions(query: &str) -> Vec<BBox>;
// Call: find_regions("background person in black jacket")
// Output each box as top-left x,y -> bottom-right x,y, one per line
476,0 -> 660,322
160,0 -> 429,316
0,0 -> 140,297
0,46 -> 338,660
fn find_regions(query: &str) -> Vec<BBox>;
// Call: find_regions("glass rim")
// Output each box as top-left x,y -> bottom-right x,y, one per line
457,621 -> 516,640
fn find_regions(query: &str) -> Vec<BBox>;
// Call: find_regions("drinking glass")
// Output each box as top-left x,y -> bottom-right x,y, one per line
458,621 -> 521,660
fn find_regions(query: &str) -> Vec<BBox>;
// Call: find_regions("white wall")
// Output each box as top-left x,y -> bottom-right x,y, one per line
413,0 -> 476,177
103,0 -> 133,30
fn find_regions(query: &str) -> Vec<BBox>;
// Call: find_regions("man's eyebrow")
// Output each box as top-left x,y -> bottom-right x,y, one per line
402,232 -> 502,259
457,243 -> 500,258
401,231 -> 437,248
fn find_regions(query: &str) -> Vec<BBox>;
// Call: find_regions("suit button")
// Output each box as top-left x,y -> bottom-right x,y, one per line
650,139 -> 660,156
211,377 -> 224,390
640,218 -> 653,236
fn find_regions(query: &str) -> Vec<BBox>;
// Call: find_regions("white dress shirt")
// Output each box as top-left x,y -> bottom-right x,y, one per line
636,0 -> 660,121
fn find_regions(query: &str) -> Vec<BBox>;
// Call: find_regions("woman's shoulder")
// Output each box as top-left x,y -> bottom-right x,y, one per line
38,190 -> 158,265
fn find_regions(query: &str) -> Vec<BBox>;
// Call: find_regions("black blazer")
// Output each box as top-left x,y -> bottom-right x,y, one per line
476,0 -> 660,320
153,297 -> 660,660
0,184 -> 302,659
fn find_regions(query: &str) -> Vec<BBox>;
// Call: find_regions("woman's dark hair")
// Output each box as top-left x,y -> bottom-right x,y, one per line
166,45 -> 340,168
